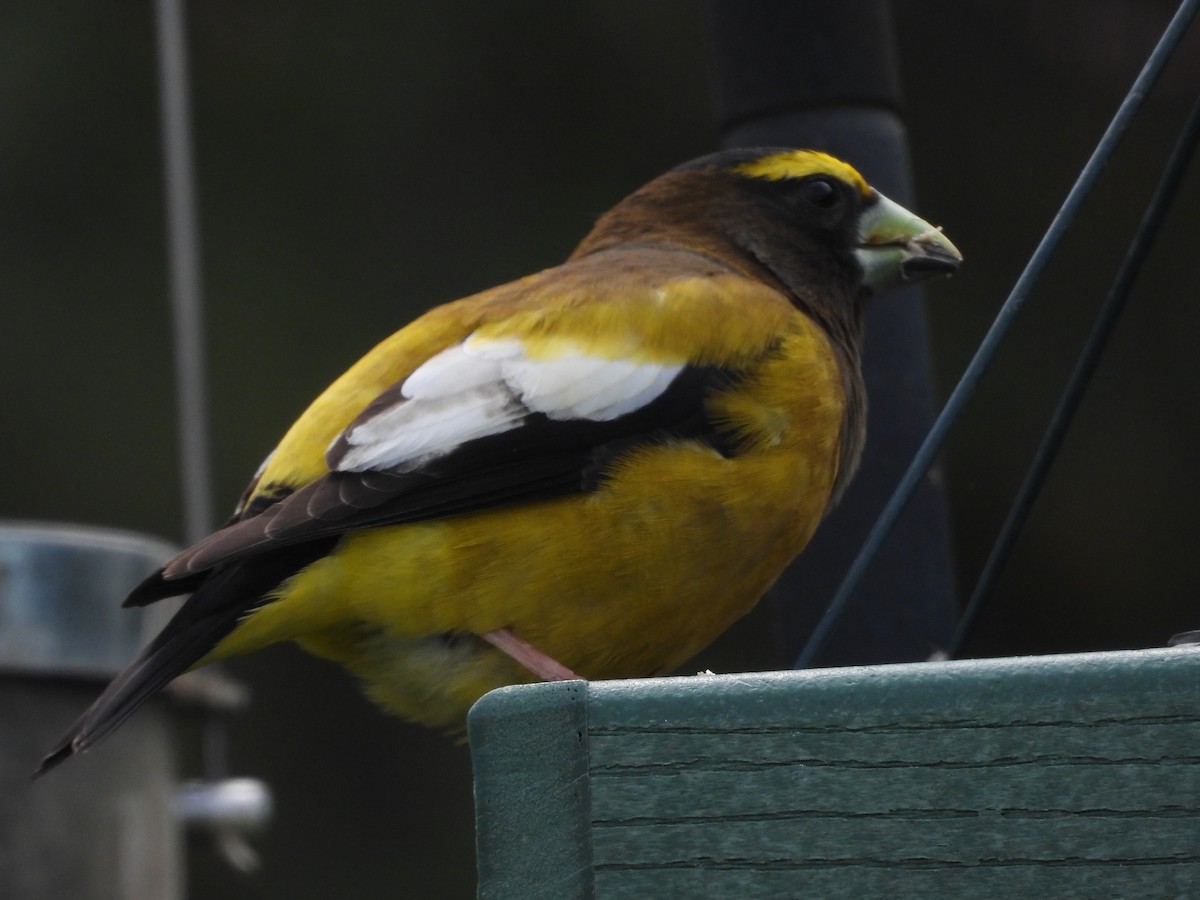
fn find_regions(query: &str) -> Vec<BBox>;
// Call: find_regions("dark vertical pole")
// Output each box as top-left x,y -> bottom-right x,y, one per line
706,0 -> 959,667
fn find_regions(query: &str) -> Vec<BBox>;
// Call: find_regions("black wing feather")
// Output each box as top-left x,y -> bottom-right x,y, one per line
166,363 -> 737,577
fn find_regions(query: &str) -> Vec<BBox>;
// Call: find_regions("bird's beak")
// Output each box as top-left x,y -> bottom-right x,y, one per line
854,191 -> 962,295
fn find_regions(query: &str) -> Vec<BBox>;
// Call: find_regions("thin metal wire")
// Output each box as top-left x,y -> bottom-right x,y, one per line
795,0 -> 1200,669
948,90 -> 1200,658
155,0 -> 214,544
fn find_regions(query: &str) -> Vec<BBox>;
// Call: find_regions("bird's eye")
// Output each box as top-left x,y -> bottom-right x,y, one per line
801,178 -> 839,209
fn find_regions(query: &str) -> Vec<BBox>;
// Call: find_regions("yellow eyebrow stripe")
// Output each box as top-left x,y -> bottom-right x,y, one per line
733,150 -> 870,197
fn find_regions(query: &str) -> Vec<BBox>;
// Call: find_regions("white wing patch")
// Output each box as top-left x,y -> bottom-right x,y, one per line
333,336 -> 684,473
465,337 -> 684,421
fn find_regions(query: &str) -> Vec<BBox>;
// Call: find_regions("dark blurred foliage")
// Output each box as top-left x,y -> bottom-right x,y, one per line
3,2 -> 1198,897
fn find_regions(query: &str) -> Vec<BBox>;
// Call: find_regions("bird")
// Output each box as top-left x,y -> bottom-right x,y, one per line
37,147 -> 960,775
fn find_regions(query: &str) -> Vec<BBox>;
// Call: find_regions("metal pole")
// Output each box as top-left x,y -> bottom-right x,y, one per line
706,0 -> 959,667
156,0 -> 214,544
153,2 -> 271,873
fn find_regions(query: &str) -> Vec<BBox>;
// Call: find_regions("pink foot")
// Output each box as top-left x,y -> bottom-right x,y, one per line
481,628 -> 581,682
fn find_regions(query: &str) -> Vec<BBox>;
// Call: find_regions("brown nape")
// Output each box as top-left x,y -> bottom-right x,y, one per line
570,167 -> 864,343
570,169 -> 776,282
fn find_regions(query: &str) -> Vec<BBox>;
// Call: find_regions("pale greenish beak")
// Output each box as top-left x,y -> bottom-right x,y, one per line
854,191 -> 962,295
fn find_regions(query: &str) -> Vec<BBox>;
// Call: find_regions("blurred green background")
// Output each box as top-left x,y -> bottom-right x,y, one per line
4,2 -> 1198,897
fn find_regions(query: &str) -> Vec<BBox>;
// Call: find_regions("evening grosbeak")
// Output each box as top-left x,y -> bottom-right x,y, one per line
39,148 -> 960,774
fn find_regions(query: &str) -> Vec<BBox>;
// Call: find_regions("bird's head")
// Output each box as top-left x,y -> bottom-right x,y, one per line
577,147 -> 961,305
720,148 -> 961,297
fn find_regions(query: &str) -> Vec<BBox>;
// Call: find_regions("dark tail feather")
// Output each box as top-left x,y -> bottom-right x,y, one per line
122,568 -> 206,608
34,603 -> 241,778
36,562 -> 256,777
36,538 -> 338,778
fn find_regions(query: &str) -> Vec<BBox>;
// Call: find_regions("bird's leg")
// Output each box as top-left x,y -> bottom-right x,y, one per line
481,628 -> 581,682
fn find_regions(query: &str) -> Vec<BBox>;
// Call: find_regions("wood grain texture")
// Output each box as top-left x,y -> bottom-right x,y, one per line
471,648 -> 1200,898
